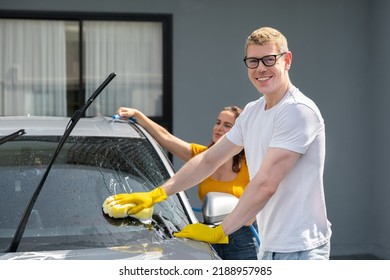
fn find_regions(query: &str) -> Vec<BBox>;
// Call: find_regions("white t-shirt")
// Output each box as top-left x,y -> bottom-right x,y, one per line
227,86 -> 332,252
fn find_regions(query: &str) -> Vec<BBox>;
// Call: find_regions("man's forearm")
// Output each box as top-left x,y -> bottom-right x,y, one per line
221,178 -> 273,236
162,136 -> 241,196
162,151 -> 215,196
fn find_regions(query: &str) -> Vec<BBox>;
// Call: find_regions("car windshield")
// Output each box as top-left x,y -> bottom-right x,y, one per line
0,135 -> 189,252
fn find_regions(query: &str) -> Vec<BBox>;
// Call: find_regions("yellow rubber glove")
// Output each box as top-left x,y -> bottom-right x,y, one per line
174,223 -> 228,244
102,187 -> 167,218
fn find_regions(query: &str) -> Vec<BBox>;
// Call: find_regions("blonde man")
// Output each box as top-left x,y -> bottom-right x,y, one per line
106,27 -> 332,260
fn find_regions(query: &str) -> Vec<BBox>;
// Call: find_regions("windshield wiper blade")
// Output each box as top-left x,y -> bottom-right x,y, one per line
0,129 -> 26,146
5,72 -> 116,253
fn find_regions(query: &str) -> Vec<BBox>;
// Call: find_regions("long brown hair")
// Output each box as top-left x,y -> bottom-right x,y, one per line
208,106 -> 244,173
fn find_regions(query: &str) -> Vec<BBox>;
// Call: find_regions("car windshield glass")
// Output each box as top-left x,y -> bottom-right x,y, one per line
0,135 -> 189,252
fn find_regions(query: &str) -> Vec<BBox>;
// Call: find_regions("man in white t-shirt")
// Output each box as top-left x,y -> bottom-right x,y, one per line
104,27 -> 332,260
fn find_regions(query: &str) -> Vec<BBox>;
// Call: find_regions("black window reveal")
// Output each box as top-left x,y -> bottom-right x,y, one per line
0,11 -> 172,132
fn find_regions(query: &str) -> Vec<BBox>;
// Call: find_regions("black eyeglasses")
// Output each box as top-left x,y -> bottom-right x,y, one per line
243,52 -> 286,69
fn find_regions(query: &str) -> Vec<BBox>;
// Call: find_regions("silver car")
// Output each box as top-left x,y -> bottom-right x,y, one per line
0,116 -> 220,260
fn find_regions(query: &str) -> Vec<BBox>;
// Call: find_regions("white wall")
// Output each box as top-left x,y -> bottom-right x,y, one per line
1,0 -> 388,259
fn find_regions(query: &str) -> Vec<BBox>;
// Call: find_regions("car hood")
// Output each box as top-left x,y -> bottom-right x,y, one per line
0,238 -> 220,260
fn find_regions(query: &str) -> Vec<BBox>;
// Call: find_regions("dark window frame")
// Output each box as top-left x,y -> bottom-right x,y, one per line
0,10 -> 173,133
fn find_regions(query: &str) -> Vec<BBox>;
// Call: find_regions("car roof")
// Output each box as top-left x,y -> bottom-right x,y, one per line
0,116 -> 141,138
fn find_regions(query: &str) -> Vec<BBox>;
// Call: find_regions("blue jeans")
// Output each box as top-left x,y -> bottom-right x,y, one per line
212,223 -> 259,260
260,241 -> 330,260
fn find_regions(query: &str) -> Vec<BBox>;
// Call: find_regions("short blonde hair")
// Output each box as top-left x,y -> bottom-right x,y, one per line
245,27 -> 289,53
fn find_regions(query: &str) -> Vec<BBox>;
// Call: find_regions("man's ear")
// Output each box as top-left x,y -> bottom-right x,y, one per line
284,51 -> 292,70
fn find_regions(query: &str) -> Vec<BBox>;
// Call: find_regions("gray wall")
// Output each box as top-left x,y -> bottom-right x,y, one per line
1,0 -> 389,259
372,0 -> 390,259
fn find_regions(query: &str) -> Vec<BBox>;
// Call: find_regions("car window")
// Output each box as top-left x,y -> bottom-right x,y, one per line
0,135 -> 190,252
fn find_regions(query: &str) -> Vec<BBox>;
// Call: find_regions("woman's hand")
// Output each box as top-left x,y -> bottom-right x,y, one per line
116,107 -> 138,120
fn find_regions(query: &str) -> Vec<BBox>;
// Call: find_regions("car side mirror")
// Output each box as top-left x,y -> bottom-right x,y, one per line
202,192 -> 239,225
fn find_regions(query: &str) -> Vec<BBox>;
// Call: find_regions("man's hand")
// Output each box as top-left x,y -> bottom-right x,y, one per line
102,187 -> 167,218
174,223 -> 228,244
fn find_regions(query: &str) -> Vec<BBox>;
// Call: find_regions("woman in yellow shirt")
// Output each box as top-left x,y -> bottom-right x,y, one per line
115,105 -> 258,260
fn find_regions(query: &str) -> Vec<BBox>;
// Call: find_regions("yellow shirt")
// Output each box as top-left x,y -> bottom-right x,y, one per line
191,143 -> 250,201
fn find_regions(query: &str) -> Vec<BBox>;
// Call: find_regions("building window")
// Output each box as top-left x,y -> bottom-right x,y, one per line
0,12 -> 172,130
